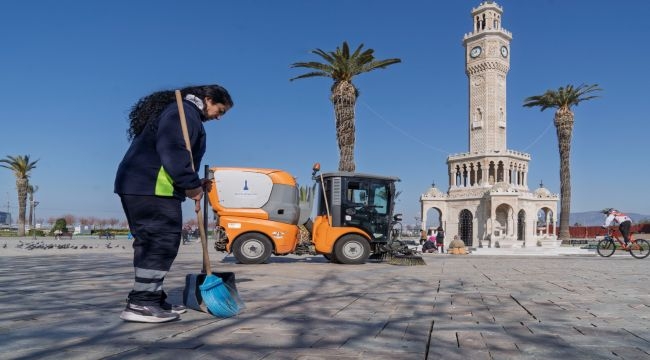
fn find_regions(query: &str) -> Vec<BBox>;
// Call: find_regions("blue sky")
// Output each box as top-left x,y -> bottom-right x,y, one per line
1,0 -> 649,227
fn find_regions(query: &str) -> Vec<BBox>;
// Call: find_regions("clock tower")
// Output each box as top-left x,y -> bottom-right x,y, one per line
463,1 -> 511,154
420,2 -> 559,250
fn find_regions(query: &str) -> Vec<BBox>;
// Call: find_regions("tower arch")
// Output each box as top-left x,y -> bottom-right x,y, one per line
517,209 -> 526,241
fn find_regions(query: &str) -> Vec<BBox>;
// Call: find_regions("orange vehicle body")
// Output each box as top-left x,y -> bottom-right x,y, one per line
217,215 -> 300,255
310,214 -> 370,254
207,166 -> 400,264
207,167 -> 301,255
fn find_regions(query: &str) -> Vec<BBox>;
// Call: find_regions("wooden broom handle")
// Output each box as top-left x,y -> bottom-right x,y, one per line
175,90 -> 211,274
175,90 -> 194,170
197,207 -> 212,274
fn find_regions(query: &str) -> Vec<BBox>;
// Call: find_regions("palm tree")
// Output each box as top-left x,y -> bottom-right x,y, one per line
0,155 -> 39,236
298,185 -> 313,203
290,41 -> 401,172
523,84 -> 602,240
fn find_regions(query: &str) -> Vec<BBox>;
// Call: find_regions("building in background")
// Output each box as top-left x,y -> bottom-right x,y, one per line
420,1 -> 558,249
0,211 -> 12,228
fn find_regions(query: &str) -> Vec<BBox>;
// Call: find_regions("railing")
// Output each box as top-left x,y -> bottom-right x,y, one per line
560,224 -> 650,238
448,149 -> 530,160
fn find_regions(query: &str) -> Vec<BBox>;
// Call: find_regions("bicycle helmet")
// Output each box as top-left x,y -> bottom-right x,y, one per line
601,208 -> 614,214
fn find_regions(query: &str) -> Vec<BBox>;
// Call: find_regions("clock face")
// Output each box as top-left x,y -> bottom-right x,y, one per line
470,46 -> 482,58
500,46 -> 508,57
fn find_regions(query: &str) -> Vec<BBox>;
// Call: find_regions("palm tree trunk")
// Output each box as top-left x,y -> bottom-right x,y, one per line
16,178 -> 28,237
554,109 -> 574,240
331,81 -> 357,172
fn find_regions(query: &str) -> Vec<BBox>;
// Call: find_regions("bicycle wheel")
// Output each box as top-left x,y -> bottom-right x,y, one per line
629,239 -> 650,259
596,239 -> 616,257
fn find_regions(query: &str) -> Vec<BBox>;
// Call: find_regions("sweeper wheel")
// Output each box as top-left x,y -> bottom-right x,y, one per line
334,234 -> 370,265
232,233 -> 272,264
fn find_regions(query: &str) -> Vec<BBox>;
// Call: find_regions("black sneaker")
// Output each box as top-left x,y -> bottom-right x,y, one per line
120,302 -> 179,323
161,302 -> 187,314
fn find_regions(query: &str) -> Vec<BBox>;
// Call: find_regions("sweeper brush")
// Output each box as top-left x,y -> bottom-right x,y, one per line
382,241 -> 426,266
387,254 -> 427,266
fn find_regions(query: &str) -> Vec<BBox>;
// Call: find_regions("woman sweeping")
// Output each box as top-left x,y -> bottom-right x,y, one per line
114,85 -> 233,323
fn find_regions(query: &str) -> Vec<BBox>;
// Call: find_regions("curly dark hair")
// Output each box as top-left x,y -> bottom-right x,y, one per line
127,84 -> 233,141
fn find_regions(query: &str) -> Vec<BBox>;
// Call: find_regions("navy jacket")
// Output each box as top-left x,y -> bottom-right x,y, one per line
114,100 -> 206,200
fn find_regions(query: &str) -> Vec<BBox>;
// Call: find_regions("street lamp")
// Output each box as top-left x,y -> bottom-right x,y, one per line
32,201 -> 39,240
414,215 -> 422,238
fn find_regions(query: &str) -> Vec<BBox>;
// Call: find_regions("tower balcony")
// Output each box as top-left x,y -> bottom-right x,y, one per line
448,149 -> 530,162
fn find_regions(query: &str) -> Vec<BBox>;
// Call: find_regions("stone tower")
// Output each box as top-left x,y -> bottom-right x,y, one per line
420,1 -> 559,249
464,1 -> 510,154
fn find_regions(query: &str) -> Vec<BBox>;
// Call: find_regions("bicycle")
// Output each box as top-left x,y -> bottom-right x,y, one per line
596,227 -> 650,259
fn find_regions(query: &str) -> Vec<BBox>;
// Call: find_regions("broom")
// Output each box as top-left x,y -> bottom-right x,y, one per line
176,90 -> 243,317
196,200 -> 244,316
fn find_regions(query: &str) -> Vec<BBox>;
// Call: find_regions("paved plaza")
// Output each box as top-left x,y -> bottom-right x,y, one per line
1,237 -> 649,359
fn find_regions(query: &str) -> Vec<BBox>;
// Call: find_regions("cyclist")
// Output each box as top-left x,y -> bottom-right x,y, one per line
601,208 -> 633,247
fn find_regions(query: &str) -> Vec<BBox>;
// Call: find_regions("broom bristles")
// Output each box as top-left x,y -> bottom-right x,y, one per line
388,254 -> 427,266
199,275 -> 244,317
379,248 -> 426,266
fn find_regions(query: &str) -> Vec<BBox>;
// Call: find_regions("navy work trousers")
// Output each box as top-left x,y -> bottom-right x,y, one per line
120,194 -> 183,305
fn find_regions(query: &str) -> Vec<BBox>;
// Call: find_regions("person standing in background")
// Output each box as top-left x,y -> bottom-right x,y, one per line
419,229 -> 427,245
436,226 -> 445,253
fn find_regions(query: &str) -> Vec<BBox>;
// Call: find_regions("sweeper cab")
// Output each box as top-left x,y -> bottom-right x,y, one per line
208,164 -> 402,264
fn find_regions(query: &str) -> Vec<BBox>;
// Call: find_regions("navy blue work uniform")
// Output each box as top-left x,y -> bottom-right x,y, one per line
114,99 -> 205,306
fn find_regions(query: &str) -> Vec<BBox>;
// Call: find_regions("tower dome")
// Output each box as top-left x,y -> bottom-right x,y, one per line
533,183 -> 556,198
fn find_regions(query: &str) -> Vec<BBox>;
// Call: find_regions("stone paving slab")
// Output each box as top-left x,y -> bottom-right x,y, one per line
0,237 -> 649,359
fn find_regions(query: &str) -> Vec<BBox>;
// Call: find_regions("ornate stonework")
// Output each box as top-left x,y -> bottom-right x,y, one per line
420,1 -> 559,249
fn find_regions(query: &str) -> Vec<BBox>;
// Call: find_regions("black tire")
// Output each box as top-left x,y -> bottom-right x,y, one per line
629,239 -> 650,259
334,234 -> 370,265
596,239 -> 616,257
232,233 -> 272,264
